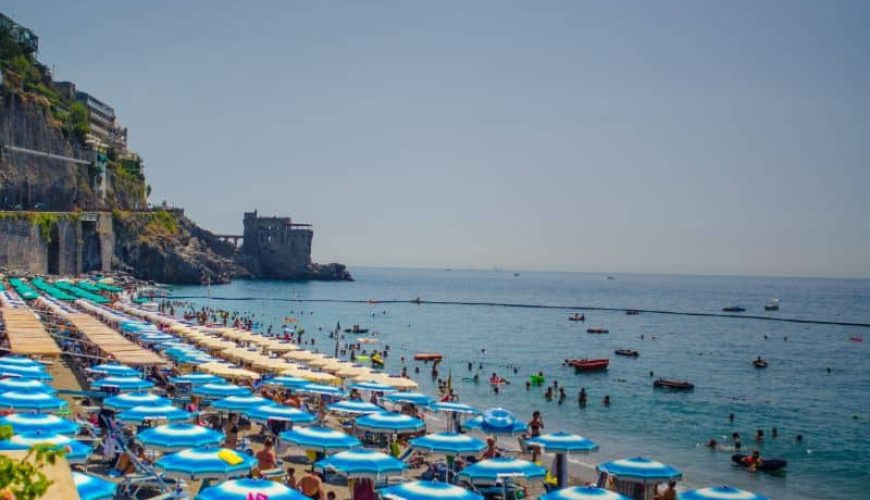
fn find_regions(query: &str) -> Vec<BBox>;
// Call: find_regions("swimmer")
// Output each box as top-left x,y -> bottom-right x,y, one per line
545,388 -> 553,401
796,434 -> 803,443
729,413 -> 735,424
772,427 -> 778,439
468,362 -> 473,371
525,381 -> 531,390
756,429 -> 764,443
473,373 -> 480,384
558,387 -> 566,404
649,370 -> 654,377
603,395 -> 611,407
706,438 -> 718,449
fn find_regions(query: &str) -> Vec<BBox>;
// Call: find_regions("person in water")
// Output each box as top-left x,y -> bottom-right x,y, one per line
756,429 -> 764,443
603,395 -> 611,406
706,438 -> 718,449
743,450 -> 763,472
578,387 -> 587,406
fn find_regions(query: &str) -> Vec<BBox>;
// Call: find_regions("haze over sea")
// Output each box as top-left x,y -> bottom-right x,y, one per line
171,268 -> 869,499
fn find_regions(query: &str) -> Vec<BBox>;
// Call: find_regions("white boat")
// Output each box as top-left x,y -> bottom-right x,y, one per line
764,299 -> 780,311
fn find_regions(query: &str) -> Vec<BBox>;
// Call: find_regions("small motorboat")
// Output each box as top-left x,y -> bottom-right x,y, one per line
568,359 -> 609,372
587,327 -> 609,334
625,310 -> 639,315
343,325 -> 369,334
849,336 -> 863,342
722,306 -> 746,313
653,378 -> 694,390
731,454 -> 787,472
615,349 -> 639,357
753,358 -> 768,368
569,313 -> 585,322
413,353 -> 444,362
764,299 -> 780,311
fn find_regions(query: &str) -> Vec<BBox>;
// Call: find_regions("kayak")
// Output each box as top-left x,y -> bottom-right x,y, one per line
732,454 -> 787,471
587,327 -> 609,334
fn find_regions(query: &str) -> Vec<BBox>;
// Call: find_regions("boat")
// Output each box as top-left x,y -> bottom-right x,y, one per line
625,310 -> 639,315
568,313 -> 585,322
764,299 -> 780,311
849,336 -> 863,342
413,353 -> 444,361
586,327 -> 609,334
606,276 -> 615,280
568,359 -> 609,372
731,454 -> 788,472
343,325 -> 369,334
753,358 -> 768,368
614,349 -> 639,357
722,306 -> 746,313
653,378 -> 694,390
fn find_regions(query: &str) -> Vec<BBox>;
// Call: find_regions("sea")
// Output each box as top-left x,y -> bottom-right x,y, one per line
168,267 -> 870,499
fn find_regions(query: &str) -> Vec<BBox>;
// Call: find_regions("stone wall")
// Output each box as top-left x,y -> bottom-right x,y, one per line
0,217 -> 47,273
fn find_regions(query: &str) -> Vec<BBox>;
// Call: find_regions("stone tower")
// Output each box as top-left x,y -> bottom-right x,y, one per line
241,210 -> 314,279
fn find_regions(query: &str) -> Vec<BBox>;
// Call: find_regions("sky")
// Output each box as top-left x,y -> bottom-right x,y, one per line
6,1 -> 869,277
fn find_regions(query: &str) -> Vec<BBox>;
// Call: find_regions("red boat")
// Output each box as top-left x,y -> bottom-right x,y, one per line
568,359 -> 609,372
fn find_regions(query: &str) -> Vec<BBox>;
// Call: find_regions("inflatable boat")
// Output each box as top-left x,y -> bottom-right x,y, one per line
653,378 -> 694,390
732,454 -> 787,471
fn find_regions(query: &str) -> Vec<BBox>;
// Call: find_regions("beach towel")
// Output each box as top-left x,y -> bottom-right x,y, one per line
218,448 -> 244,465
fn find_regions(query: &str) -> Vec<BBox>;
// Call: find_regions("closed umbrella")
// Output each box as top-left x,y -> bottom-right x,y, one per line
0,431 -> 92,464
73,472 -> 117,500
381,481 -> 483,500
155,447 -> 257,480
279,426 -> 361,452
0,413 -> 78,435
680,486 -> 770,500
541,486 -> 631,500
91,376 -> 154,391
103,392 -> 171,411
211,395 -> 270,412
355,412 -> 425,434
314,449 -> 406,479
0,390 -> 66,413
245,404 -> 316,424
327,400 -> 383,414
193,383 -> 252,399
137,424 -> 224,452
117,404 -> 192,424
0,377 -> 56,394
196,478 -> 308,500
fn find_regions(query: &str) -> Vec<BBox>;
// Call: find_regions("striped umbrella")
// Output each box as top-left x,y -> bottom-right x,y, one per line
526,432 -> 599,454
349,381 -> 397,393
262,375 -> 308,388
0,377 -> 56,394
458,457 -> 547,483
410,432 -> 486,455
245,404 -> 316,424
541,486 -> 631,500
355,412 -> 425,434
155,447 -> 257,480
279,426 -> 361,452
381,481 -> 483,500
430,402 -> 479,415
0,364 -> 51,380
117,404 -> 192,424
197,478 -> 308,500
0,390 -> 66,413
170,373 -> 224,386
86,364 -> 138,377
463,408 -> 527,436
211,395 -> 270,412
327,400 -> 383,414
91,376 -> 154,391
0,431 -> 92,464
384,392 -> 435,406
296,383 -> 346,398
680,486 -> 770,500
0,413 -> 79,435
0,356 -> 42,367
103,392 -> 171,411
73,472 -> 117,500
315,449 -> 406,479
596,457 -> 682,482
137,424 -> 224,452
192,383 -> 252,399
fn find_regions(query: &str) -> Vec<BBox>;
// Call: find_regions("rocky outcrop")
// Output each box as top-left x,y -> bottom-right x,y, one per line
310,262 -> 354,281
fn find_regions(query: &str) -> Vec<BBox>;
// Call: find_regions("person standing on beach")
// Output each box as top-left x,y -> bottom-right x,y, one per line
528,411 -> 544,461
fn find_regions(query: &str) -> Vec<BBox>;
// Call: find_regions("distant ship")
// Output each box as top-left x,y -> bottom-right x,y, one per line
722,306 -> 746,313
606,276 -> 616,280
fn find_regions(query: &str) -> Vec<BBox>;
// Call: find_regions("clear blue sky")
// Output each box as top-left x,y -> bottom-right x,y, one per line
8,1 -> 869,277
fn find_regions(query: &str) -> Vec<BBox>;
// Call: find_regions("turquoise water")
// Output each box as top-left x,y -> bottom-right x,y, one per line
170,268 -> 870,499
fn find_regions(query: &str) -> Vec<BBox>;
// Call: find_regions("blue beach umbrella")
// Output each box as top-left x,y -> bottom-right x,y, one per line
350,381 -> 397,393
73,472 -> 117,500
410,432 -> 486,455
463,408 -> 527,436
137,423 -> 224,452
0,363 -> 51,380
211,395 -> 270,412
86,363 -> 138,377
430,402 -> 479,415
0,377 -> 56,394
103,392 -> 171,411
314,449 -> 407,479
279,426 -> 361,452
526,432 -> 599,454
139,333 -> 175,344
384,392 -> 435,406
0,356 -> 42,367
193,383 -> 252,399
381,481 -> 483,500
327,400 -> 383,414
155,447 -> 257,480
541,486 -> 631,500
0,431 -> 92,464
458,457 -> 547,483
0,413 -> 79,435
355,411 -> 425,434
117,404 -> 192,424
296,383 -> 346,398
245,404 -> 316,424
263,375 -> 308,389
596,457 -> 682,483
91,376 -> 154,391
197,478 -> 308,500
680,486 -> 770,500
0,390 -> 66,412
